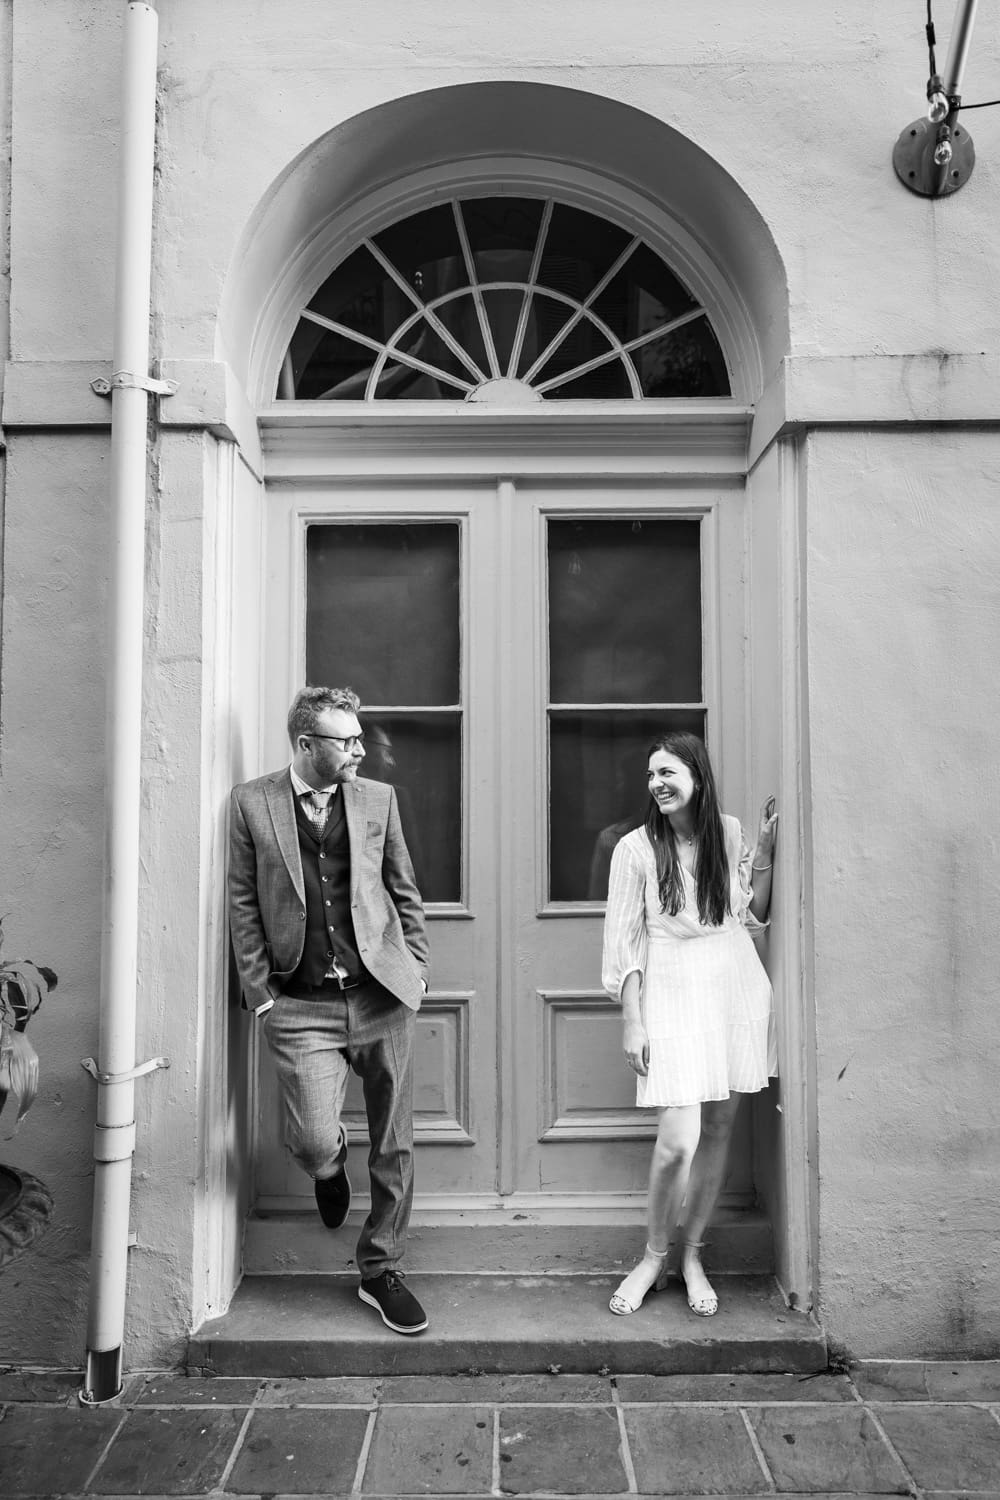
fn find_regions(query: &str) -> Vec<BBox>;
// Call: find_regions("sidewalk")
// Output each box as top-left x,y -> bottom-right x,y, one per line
3,1361 -> 1000,1497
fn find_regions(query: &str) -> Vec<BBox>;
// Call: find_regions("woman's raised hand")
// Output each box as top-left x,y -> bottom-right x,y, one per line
755,795 -> 778,863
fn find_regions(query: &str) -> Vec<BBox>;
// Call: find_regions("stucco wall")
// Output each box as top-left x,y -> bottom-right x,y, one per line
1,0 -> 999,1367
807,426 -> 1000,1356
0,436 -> 109,1364
150,0 -> 1000,375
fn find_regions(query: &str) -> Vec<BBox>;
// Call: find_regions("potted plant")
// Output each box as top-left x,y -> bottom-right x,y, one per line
0,917 -> 57,1268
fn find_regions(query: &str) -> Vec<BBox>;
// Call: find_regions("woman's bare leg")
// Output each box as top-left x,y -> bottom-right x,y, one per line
678,1094 -> 742,1313
610,1104 -> 702,1313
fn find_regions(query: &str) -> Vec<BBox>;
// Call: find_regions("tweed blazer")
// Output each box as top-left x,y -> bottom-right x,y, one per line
228,769 -> 429,1013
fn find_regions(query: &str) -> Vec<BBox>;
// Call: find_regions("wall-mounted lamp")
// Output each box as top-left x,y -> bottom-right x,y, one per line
893,0 -> 980,196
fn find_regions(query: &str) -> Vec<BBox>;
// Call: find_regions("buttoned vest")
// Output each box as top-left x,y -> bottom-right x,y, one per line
289,792 -> 367,987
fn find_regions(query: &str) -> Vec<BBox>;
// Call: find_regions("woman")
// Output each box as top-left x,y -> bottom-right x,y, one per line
602,731 -> 777,1318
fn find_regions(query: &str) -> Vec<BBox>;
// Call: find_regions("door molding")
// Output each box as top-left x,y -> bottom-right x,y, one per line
260,403 -> 752,482
245,420 -> 813,1298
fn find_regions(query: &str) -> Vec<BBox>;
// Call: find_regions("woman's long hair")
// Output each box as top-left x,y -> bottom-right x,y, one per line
644,732 -> 730,927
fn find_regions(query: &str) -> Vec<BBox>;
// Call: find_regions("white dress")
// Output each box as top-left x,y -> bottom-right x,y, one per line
602,816 -> 777,1107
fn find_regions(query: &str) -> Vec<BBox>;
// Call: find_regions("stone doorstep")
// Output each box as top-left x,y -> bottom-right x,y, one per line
244,1210 -> 774,1277
187,1271 -> 825,1378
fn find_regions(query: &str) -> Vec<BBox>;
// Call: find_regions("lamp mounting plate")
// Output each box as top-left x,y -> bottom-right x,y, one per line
893,116 -> 975,196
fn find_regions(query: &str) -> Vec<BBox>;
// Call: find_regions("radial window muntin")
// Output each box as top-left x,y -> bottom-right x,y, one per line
281,196 -> 732,403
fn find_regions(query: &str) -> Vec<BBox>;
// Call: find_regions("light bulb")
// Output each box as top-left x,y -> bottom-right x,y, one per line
927,91 -> 949,124
933,138 -> 953,166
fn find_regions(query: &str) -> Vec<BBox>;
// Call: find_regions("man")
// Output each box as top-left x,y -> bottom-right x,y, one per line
228,685 -> 430,1335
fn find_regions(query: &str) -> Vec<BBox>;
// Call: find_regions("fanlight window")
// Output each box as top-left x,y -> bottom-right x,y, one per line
279,197 -> 731,403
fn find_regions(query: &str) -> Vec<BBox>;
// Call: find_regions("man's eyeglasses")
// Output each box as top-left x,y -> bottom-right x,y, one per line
308,732 -> 365,751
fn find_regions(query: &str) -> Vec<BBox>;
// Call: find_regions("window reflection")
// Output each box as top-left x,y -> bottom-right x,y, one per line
547,514 -> 705,903
548,518 -> 702,705
306,524 -> 460,705
362,715 -> 462,903
550,711 -> 707,903
305,523 -> 462,903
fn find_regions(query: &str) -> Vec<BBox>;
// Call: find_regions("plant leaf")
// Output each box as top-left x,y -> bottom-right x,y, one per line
1,961 -> 48,1023
0,1025 -> 40,1126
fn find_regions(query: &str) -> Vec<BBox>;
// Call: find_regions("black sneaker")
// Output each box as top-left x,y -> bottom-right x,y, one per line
313,1137 -> 350,1229
358,1270 -> 428,1335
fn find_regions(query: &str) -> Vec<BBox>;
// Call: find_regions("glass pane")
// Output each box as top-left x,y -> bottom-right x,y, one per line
373,203 -> 463,295
372,360 -> 431,399
285,322 -> 377,401
306,244 -> 404,339
432,292 -> 491,378
481,289 -> 527,375
590,242 -> 698,340
461,197 -> 544,282
515,292 -> 575,380
306,524 -> 460,704
395,317 -> 480,389
529,313 -> 617,390
637,316 -> 731,397
376,361 -> 459,400
541,362 -> 630,399
548,518 -> 702,703
550,709 -> 706,902
537,203 -> 631,301
363,713 -> 462,903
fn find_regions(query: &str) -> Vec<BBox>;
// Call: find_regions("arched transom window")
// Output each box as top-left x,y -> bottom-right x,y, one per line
279,196 -> 731,403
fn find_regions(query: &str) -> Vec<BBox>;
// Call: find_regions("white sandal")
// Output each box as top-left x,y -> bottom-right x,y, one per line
681,1240 -> 718,1317
609,1245 -> 669,1315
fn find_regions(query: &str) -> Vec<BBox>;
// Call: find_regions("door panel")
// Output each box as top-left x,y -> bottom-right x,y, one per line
256,486 -> 499,1205
254,477 -> 754,1214
504,482 -> 752,1203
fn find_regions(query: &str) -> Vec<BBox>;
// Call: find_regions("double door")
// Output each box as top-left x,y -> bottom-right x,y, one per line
254,476 -> 753,1213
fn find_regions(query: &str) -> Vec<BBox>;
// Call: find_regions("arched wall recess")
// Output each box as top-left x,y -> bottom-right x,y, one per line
216,82 -> 789,409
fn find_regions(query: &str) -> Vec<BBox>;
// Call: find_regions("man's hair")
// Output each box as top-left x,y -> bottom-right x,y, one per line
287,685 -> 361,745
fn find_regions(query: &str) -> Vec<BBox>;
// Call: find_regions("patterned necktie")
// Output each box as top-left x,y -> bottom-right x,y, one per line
301,789 -> 333,833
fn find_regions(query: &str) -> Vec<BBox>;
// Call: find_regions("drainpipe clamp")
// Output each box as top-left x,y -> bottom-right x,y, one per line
80,1055 -> 171,1086
92,1120 -> 138,1163
90,371 -> 178,397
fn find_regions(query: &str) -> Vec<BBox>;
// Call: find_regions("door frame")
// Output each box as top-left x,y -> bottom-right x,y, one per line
246,403 -> 814,1307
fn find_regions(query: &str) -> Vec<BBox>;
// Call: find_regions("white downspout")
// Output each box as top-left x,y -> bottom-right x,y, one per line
81,0 -> 161,1406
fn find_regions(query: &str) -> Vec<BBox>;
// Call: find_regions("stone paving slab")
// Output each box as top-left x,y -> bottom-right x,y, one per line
498,1404 -> 629,1495
923,1492 -> 1000,1499
7,1363 -> 1000,1497
257,1374 -> 382,1405
854,1359 -> 1000,1402
363,1402 -> 494,1494
874,1402 -> 1000,1490
0,1403 -> 123,1494
617,1373 -> 855,1403
134,1375 -> 264,1406
0,1368 -> 89,1404
225,1405 -> 370,1494
624,1405 -> 770,1493
378,1372 -> 616,1404
747,1406 -> 911,1494
90,1407 -> 247,1495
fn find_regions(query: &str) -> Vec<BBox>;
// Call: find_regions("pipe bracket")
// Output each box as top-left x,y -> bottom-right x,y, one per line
81,1055 -> 171,1086
90,371 -> 178,397
92,1120 -> 137,1163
